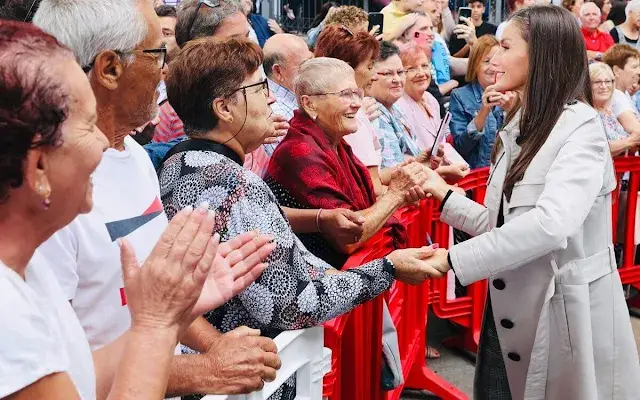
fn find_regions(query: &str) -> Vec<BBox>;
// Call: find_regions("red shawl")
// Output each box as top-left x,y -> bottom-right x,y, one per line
266,110 -> 407,248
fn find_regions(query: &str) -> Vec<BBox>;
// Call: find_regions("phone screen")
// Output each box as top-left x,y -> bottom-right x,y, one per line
458,7 -> 472,24
368,12 -> 384,35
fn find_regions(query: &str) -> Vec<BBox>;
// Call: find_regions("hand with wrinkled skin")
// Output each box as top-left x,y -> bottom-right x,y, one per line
387,162 -> 428,203
319,208 -> 366,245
362,96 -> 382,122
200,326 -> 282,394
387,245 -> 446,284
264,114 -> 289,145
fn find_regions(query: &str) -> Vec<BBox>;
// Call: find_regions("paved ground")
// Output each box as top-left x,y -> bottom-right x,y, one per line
399,313 -> 640,399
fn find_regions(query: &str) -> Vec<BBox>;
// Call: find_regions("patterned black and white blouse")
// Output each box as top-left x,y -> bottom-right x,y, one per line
159,138 -> 395,336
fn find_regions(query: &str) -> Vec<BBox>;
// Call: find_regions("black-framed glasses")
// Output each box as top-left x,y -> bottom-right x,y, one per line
187,0 -> 222,40
81,44 -> 167,73
309,88 -> 364,104
234,79 -> 270,97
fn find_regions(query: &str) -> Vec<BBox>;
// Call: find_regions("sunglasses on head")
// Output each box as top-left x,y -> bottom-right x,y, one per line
187,0 -> 222,41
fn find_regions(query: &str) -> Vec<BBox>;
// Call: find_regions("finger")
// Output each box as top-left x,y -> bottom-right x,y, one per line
193,233 -> 219,289
257,336 -> 278,353
341,210 -> 365,225
229,241 -> 275,278
264,352 -> 282,370
425,264 -> 445,279
182,206 -> 216,271
167,203 -> 209,267
119,238 -> 140,286
416,246 -> 437,259
227,325 -> 261,338
218,231 -> 262,257
414,186 -> 427,199
225,235 -> 274,267
274,121 -> 289,130
232,262 -> 268,296
150,206 -> 194,259
262,366 -> 278,383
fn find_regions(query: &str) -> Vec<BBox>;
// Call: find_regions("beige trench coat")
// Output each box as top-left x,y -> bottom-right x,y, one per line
441,102 -> 640,399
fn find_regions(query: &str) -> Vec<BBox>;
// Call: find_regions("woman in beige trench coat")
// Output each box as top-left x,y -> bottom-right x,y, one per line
418,5 -> 640,400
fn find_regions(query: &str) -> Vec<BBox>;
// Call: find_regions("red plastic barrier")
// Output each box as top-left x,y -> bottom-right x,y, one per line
612,157 -> 640,311
323,230 -> 393,400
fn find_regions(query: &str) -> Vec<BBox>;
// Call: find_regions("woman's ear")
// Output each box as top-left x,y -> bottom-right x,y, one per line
92,50 -> 125,91
23,138 -> 52,205
612,65 -> 622,80
212,97 -> 234,124
300,95 -> 318,120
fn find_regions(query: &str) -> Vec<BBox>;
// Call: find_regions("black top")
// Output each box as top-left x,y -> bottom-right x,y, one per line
608,1 -> 628,26
449,21 -> 498,56
610,27 -> 639,45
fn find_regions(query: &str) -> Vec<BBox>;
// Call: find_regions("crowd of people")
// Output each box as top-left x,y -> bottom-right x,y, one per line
1,0 -> 640,399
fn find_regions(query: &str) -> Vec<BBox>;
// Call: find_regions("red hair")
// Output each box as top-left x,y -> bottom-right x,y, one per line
399,44 -> 430,70
0,20 -> 74,202
314,24 -> 380,69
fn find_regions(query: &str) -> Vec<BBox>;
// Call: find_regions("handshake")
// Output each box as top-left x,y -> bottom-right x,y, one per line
387,246 -> 452,283
386,160 -> 465,206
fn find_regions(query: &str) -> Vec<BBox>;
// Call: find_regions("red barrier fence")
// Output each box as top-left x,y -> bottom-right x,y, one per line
322,157 -> 640,400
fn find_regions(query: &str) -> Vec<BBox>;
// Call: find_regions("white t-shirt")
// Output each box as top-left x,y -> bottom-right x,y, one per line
611,89 -> 639,118
37,136 -> 169,350
0,252 -> 95,399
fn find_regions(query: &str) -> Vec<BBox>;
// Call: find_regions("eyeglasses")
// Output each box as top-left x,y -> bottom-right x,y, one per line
187,0 -> 221,41
591,79 -> 614,87
406,63 -> 431,76
309,88 -> 364,104
23,0 -> 38,22
81,44 -> 167,73
234,79 -> 270,97
377,69 -> 407,79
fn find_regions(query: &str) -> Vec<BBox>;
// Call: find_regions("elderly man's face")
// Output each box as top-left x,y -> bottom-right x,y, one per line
581,4 -> 601,29
280,48 -> 313,91
213,11 -> 251,39
117,0 -> 164,129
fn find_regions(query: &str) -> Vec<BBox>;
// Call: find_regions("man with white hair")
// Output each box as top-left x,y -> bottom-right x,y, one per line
33,0 -> 280,398
581,1 -> 615,61
243,33 -> 312,177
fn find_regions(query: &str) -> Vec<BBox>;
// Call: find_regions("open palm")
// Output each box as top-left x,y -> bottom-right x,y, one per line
192,232 -> 275,317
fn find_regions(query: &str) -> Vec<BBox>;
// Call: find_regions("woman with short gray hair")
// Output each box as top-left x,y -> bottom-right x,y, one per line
265,57 -> 428,268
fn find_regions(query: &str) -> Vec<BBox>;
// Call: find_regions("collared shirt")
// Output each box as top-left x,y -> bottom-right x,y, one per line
581,27 -> 615,53
372,102 -> 421,168
153,101 -> 185,143
244,79 -> 299,178
343,108 -> 383,167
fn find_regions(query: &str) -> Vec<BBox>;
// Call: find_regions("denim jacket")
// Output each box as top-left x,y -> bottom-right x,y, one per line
449,82 -> 503,169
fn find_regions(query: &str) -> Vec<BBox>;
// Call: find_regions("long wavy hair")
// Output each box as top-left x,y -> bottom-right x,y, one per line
491,5 -> 592,200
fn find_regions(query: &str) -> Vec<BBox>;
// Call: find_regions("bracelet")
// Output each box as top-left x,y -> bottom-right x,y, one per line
316,208 -> 324,234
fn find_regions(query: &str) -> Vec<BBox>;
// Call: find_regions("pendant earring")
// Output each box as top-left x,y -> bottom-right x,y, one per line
36,179 -> 51,210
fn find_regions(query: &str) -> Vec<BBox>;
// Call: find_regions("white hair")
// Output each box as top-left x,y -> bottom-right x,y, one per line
294,57 -> 354,101
626,0 -> 640,16
580,2 -> 600,17
33,0 -> 147,69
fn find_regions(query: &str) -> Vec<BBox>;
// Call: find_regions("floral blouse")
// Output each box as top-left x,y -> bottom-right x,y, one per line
598,109 -> 628,142
158,139 -> 395,338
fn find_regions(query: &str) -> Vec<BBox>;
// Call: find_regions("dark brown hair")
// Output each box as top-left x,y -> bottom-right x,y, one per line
314,24 -> 380,69
492,5 -> 592,200
0,20 -> 73,202
465,34 -> 500,83
166,37 -> 263,136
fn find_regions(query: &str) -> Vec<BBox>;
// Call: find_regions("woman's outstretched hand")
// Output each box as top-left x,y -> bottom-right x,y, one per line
119,203 -> 275,338
387,246 -> 448,284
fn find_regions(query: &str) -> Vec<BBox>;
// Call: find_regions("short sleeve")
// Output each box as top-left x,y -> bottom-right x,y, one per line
0,271 -> 68,397
344,111 -> 382,167
36,227 -> 79,301
611,90 -> 635,117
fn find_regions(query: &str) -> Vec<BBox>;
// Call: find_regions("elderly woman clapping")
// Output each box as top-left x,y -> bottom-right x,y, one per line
0,21 -> 273,399
266,57 -> 427,267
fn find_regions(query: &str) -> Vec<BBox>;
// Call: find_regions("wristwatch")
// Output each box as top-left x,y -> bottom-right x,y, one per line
595,52 -> 603,61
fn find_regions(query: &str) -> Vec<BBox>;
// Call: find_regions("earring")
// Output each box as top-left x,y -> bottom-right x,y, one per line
36,179 -> 51,210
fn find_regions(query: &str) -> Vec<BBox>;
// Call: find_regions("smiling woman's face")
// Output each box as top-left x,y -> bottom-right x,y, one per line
492,22 -> 529,94
370,54 -> 407,108
403,51 -> 432,99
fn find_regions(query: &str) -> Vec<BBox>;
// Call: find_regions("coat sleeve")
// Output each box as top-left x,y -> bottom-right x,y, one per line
440,191 -> 492,237
449,117 -> 608,286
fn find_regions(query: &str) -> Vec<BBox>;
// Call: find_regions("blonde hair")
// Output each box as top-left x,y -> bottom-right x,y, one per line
326,6 -> 368,31
589,61 -> 615,82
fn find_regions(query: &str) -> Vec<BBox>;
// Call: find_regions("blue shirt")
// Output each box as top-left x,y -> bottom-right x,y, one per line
372,102 -> 422,168
431,41 -> 451,85
449,82 -> 503,169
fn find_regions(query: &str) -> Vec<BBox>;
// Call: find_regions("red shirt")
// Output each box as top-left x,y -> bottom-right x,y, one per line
581,27 -> 615,53
152,101 -> 185,143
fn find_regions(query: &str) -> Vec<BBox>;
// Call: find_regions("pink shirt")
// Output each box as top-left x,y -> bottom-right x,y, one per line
396,92 -> 467,166
343,108 -> 383,167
